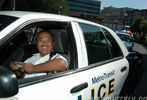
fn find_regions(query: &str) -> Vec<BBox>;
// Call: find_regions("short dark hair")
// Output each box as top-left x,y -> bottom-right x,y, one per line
37,30 -> 54,41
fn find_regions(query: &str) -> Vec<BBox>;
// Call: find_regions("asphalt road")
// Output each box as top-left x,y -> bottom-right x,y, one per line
120,42 -> 147,97
133,43 -> 147,97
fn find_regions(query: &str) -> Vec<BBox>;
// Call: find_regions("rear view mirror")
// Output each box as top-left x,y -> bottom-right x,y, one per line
0,66 -> 18,98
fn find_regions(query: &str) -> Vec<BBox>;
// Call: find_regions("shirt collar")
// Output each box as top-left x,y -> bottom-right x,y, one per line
33,53 -> 50,58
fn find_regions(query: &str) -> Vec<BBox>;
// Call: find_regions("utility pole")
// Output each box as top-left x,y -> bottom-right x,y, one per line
12,0 -> 15,11
58,5 -> 63,14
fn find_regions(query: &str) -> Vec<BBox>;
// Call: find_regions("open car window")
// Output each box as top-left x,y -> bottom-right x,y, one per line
0,15 -> 18,31
0,21 -> 77,84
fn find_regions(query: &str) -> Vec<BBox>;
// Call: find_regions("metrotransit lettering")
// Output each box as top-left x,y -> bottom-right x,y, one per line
92,70 -> 115,84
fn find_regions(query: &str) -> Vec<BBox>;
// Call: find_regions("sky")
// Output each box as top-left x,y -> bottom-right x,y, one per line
98,0 -> 147,10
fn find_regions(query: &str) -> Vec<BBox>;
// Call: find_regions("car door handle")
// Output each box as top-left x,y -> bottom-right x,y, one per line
70,82 -> 88,93
121,66 -> 127,72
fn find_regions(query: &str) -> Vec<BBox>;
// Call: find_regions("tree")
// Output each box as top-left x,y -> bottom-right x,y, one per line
41,0 -> 69,15
140,21 -> 147,33
0,0 -> 5,10
131,17 -> 145,33
1,0 -> 13,10
15,0 -> 44,12
1,0 -> 69,15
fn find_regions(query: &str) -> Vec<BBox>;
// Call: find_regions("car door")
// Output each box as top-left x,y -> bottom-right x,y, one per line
0,20 -> 94,100
74,22 -> 129,99
0,21 -> 129,100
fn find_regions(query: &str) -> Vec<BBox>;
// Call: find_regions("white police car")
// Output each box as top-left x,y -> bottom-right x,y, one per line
0,11 -> 129,100
116,32 -> 134,51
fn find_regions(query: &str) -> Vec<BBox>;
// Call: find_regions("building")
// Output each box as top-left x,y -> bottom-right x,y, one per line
127,9 -> 147,25
101,19 -> 123,31
69,13 -> 103,23
66,0 -> 101,15
100,6 -> 135,24
69,13 -> 123,31
67,3 -> 124,31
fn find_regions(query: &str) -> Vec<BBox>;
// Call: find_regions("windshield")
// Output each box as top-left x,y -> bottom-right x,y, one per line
117,34 -> 131,42
0,15 -> 18,31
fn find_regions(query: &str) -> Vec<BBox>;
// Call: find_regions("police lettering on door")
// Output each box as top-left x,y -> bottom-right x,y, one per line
78,70 -> 115,100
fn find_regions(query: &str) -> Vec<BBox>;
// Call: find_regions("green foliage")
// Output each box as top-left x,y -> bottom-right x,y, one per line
16,0 -> 44,11
0,0 -> 5,10
41,0 -> 69,15
131,17 -> 147,33
1,0 -> 69,15
140,21 -> 147,33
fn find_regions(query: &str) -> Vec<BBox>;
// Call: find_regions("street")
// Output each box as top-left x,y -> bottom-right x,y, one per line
122,42 -> 147,96
133,43 -> 147,96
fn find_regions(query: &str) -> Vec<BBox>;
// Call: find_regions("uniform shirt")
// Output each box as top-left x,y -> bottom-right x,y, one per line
24,53 -> 67,78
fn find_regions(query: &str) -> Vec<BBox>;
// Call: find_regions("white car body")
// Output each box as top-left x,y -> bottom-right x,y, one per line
0,11 -> 129,100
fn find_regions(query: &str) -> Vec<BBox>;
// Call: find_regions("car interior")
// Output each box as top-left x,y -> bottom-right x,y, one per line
0,21 -> 77,79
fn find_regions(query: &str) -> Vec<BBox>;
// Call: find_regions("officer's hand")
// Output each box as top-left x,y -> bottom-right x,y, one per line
18,62 -> 34,73
10,61 -> 20,71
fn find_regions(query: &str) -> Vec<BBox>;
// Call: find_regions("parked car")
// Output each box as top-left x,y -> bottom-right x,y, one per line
0,11 -> 129,100
116,32 -> 134,51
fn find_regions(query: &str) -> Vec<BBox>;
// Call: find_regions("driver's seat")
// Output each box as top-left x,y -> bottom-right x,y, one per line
50,29 -> 70,70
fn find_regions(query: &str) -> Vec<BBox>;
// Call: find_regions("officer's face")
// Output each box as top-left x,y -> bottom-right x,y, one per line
37,32 -> 54,57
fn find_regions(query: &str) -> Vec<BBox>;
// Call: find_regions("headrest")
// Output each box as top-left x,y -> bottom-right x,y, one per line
49,30 -> 69,53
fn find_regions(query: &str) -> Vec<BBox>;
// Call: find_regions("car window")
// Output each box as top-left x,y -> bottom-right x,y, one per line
102,28 -> 123,58
0,27 -> 37,69
79,23 -> 111,65
0,21 -> 77,81
117,34 -> 131,42
0,15 -> 18,31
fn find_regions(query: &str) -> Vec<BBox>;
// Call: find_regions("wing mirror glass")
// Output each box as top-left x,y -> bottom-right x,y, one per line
0,66 -> 18,98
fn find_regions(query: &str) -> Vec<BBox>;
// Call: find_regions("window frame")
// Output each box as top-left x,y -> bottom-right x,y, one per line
0,20 -> 78,87
78,22 -> 124,66
78,23 -> 112,65
101,28 -> 123,58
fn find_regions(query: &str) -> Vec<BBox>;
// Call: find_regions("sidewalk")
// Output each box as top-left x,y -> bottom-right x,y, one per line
133,42 -> 147,54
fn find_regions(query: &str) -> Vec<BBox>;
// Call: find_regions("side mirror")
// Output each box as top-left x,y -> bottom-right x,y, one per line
0,66 -> 18,98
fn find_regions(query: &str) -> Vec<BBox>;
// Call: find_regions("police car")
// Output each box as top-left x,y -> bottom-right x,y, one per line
0,11 -> 129,100
116,32 -> 134,51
